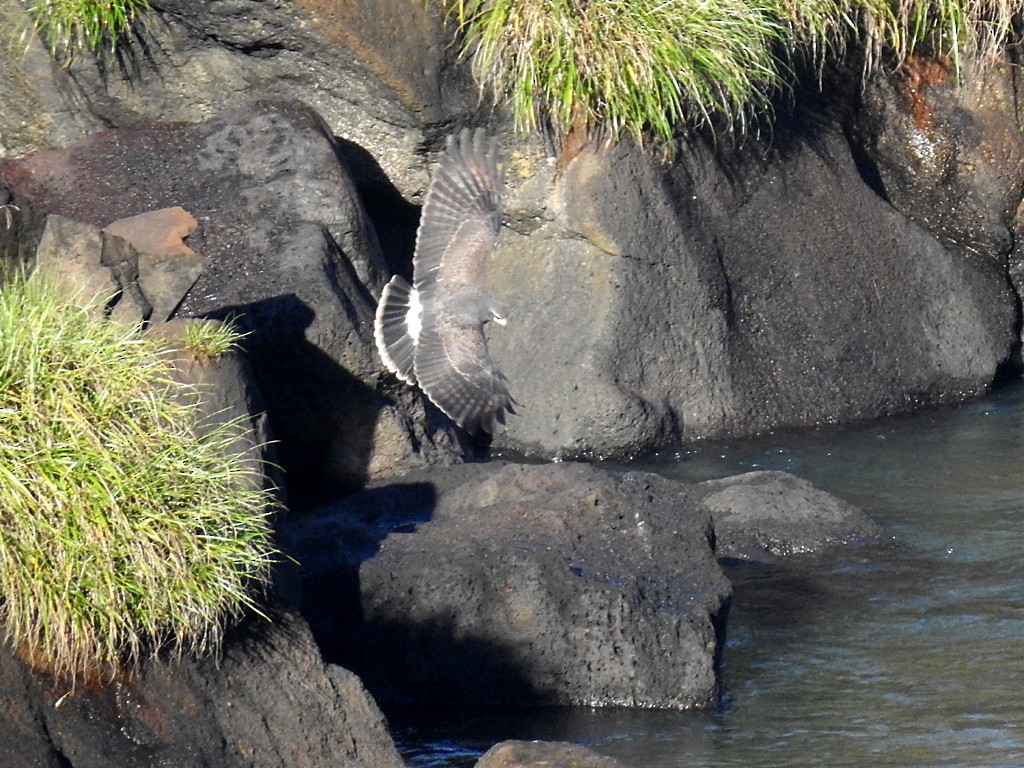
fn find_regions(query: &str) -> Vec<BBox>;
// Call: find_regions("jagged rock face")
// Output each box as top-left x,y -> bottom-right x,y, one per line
852,57 -> 1024,353
0,101 -> 466,503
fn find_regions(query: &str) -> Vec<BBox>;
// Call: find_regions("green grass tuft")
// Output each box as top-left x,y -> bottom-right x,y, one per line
21,0 -> 149,57
0,273 -> 278,683
444,0 -> 1024,148
449,0 -> 786,145
182,319 -> 243,365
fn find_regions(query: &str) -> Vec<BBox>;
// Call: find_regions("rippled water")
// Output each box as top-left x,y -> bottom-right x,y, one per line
395,379 -> 1024,768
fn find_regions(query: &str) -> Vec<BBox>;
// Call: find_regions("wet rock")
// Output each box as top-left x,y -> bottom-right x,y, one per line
288,461 -> 732,710
853,57 -> 1024,265
476,739 -> 624,768
695,471 -> 888,561
850,58 -> 1024,358
0,612 -> 404,768
0,100 -> 464,502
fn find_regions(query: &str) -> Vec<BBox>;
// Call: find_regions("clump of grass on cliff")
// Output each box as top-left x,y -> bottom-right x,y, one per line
182,318 -> 243,365
445,0 -> 1024,147
21,0 -> 149,57
448,0 -> 786,144
0,273 -> 277,683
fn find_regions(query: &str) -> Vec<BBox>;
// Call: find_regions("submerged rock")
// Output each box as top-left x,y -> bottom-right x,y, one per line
695,470 -> 888,561
476,739 -> 625,768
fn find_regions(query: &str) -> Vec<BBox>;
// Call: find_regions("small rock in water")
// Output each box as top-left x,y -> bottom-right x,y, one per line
475,739 -> 624,768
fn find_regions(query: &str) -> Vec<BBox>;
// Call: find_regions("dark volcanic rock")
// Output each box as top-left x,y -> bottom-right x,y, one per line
0,0 -> 476,195
0,100 -> 465,501
288,461 -> 732,710
487,118 -> 1017,459
694,471 -> 888,561
2,0 -> 1022,465
476,739 -> 624,768
0,612 -> 403,768
854,58 -> 1024,264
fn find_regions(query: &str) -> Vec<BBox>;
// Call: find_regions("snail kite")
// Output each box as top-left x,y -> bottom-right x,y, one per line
374,128 -> 515,434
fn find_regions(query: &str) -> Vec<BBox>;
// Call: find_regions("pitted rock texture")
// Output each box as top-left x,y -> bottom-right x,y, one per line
289,461 -> 732,710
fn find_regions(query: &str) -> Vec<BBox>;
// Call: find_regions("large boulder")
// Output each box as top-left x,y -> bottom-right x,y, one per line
288,461 -> 732,710
486,116 -> 1017,458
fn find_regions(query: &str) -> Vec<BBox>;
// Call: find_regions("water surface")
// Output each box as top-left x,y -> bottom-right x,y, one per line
397,379 -> 1024,767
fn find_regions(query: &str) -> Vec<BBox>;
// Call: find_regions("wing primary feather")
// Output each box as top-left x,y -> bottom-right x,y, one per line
413,128 -> 504,292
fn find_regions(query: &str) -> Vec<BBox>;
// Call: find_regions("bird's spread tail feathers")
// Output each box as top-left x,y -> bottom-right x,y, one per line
374,275 -> 419,385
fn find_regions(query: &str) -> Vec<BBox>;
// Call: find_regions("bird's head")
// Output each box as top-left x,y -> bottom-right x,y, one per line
488,298 -> 509,327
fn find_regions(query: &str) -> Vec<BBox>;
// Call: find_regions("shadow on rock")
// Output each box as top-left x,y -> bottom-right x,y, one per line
206,293 -> 382,508
284,478 -> 552,712
333,135 -> 421,277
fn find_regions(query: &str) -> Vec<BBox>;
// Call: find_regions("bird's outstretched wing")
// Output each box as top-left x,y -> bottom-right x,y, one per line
413,128 -> 503,293
415,310 -> 514,435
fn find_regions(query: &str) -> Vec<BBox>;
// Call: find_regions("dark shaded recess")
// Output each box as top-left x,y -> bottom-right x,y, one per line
205,294 -> 380,509
0,186 -> 49,273
291,480 -> 544,713
334,135 -> 420,280
355,620 -> 547,712
679,45 -> 892,208
291,482 -> 436,648
741,54 -> 879,185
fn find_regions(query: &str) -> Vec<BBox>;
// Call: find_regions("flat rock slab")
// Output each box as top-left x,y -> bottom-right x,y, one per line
289,461 -> 732,710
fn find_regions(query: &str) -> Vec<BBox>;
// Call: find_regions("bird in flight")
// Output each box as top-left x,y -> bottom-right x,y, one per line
374,128 -> 515,434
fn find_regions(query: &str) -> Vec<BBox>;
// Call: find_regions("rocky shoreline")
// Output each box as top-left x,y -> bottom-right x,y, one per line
1,0 -> 1023,765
